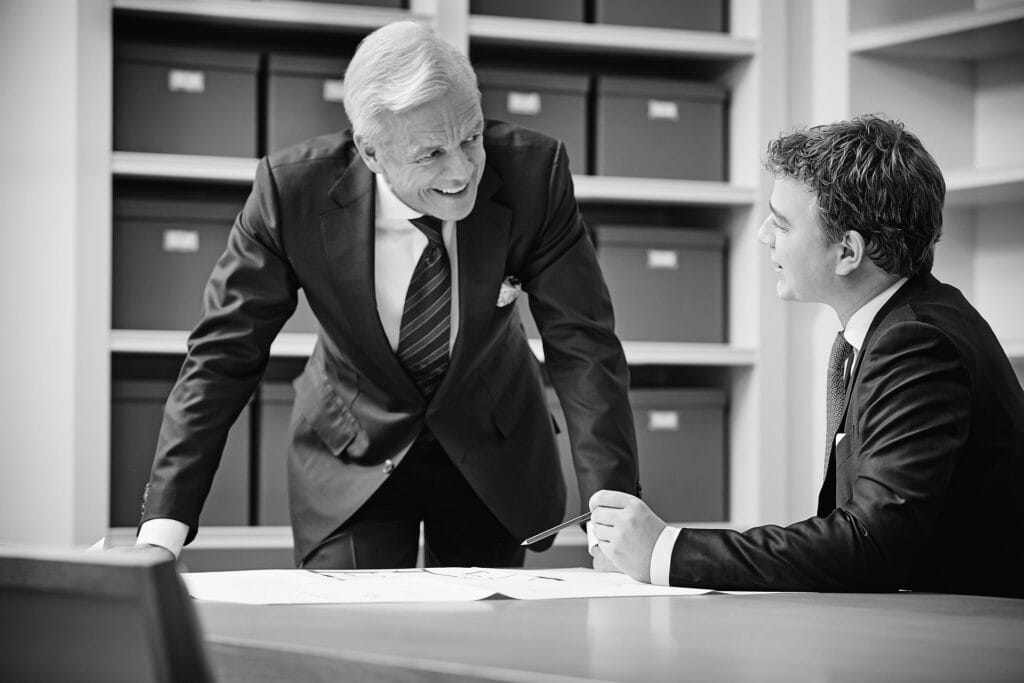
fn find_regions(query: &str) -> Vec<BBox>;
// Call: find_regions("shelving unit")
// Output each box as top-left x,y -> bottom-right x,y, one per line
112,150 -> 758,204
113,0 -> 426,31
0,0 -> 787,561
846,0 -> 1024,359
468,14 -> 756,58
111,329 -> 759,367
780,0 -> 1024,514
847,3 -> 1024,58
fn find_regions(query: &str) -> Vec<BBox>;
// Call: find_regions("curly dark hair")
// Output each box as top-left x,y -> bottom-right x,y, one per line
763,115 -> 945,277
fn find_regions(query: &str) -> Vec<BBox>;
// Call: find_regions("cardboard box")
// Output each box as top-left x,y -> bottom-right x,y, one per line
471,0 -> 584,21
594,0 -> 725,32
257,382 -> 296,526
597,226 -> 725,342
595,76 -> 726,180
110,380 -> 250,527
266,54 -> 351,153
112,195 -> 318,334
114,43 -> 258,156
478,68 -> 590,174
632,388 -> 727,522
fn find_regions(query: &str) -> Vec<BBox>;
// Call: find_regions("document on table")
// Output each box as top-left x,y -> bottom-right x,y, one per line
181,567 -> 712,604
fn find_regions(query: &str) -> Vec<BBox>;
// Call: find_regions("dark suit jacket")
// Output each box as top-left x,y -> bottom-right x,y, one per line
669,273 -> 1024,597
141,122 -> 639,562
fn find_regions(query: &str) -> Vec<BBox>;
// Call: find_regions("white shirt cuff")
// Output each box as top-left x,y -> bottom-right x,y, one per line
649,526 -> 682,586
136,518 -> 188,558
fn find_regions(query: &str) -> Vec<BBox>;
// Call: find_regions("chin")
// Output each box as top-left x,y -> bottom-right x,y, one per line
438,198 -> 478,222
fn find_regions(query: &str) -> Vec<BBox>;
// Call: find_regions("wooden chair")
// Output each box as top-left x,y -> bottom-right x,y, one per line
0,545 -> 213,682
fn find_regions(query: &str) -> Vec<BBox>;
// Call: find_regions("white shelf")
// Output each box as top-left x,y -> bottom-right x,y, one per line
849,4 -> 1024,60
530,339 -> 756,366
112,151 -> 258,183
945,165 -> 1024,208
573,175 -> 756,206
469,15 -> 755,59
1004,339 -> 1024,360
113,0 -> 422,32
111,329 -> 316,357
113,151 -> 754,206
112,330 -> 756,367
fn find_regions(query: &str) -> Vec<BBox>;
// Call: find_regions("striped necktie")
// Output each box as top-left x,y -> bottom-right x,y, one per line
397,215 -> 451,398
824,330 -> 853,474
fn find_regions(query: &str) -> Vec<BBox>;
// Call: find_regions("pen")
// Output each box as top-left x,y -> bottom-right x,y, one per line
520,511 -> 591,546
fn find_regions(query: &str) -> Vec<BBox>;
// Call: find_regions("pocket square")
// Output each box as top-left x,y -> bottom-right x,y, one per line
496,276 -> 521,307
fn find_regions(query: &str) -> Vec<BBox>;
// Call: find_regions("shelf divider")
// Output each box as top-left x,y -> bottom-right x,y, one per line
113,0 -> 424,31
469,15 -> 755,59
111,330 -> 757,367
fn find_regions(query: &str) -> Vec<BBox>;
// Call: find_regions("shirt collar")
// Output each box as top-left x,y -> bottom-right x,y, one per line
375,173 -> 421,222
843,278 -> 908,352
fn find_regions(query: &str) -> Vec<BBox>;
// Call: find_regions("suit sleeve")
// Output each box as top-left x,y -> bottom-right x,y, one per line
140,157 -> 300,544
669,320 -> 970,591
520,142 -> 640,505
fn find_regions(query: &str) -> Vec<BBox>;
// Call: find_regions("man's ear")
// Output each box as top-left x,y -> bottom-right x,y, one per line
353,133 -> 383,174
835,230 -> 866,276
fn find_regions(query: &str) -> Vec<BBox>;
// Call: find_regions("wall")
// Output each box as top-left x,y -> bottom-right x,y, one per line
0,0 -> 110,545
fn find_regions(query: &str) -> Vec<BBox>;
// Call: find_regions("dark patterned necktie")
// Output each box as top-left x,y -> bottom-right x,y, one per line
824,331 -> 854,474
397,216 -> 450,397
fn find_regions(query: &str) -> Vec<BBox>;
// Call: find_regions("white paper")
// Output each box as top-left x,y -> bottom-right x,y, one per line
181,567 -> 711,605
87,537 -> 109,552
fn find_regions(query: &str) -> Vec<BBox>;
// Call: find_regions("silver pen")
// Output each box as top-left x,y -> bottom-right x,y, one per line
520,512 -> 591,546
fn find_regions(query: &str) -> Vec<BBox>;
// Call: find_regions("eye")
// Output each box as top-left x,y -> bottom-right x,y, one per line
464,132 -> 482,144
418,149 -> 443,163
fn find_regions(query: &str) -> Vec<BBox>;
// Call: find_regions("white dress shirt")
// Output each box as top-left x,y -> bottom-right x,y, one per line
138,173 -> 459,557
646,277 -> 908,586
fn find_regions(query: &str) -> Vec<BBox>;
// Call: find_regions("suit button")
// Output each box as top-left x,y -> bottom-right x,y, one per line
383,459 -> 395,475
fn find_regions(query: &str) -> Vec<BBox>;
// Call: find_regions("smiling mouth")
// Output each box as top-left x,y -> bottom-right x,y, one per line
433,184 -> 469,197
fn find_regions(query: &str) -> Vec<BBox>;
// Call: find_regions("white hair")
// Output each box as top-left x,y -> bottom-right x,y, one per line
342,21 -> 479,147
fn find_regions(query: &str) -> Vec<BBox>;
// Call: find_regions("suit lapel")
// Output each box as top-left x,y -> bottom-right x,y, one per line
843,273 -> 929,406
821,274 -> 930,512
322,156 -> 419,397
433,164 -> 512,402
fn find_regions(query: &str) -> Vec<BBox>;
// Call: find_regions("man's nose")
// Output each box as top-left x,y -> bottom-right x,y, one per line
443,147 -> 475,182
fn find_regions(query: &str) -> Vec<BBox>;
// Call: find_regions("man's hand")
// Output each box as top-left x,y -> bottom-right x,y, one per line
588,490 -> 666,584
107,543 -> 177,565
589,545 -> 619,573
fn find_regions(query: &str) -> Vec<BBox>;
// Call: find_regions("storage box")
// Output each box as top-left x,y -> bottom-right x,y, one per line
266,54 -> 351,153
597,226 -> 725,342
631,389 -> 727,522
478,68 -> 590,174
112,196 -> 318,334
110,380 -> 250,527
258,382 -> 296,526
114,43 -> 258,157
594,0 -> 725,32
595,76 -> 726,180
545,389 -> 583,522
297,0 -> 403,5
471,0 -> 584,21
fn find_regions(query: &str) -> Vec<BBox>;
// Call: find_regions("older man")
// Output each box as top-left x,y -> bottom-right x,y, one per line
134,21 -> 638,568
590,116 -> 1024,598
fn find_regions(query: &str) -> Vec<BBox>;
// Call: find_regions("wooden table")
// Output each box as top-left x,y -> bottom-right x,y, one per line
195,591 -> 1024,682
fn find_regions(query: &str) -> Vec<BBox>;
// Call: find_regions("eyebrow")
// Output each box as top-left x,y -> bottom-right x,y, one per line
768,201 -> 792,225
408,119 -> 484,159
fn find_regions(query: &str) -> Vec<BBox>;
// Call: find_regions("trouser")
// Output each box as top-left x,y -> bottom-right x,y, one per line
300,436 -> 525,569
